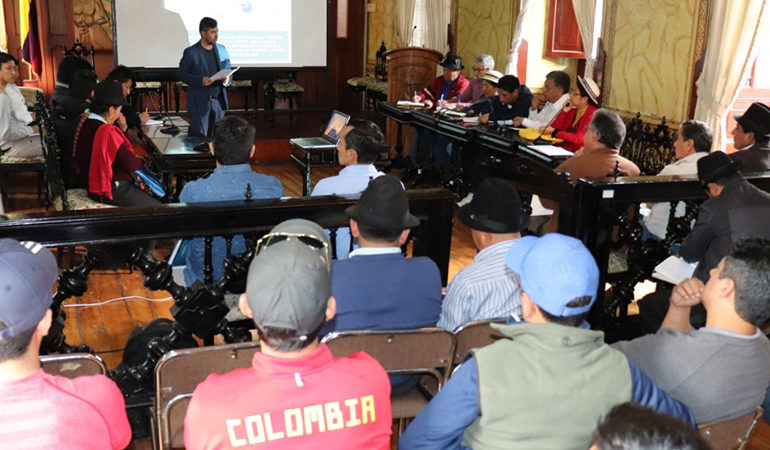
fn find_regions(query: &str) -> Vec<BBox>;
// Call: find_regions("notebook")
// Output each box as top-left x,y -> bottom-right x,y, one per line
289,110 -> 351,149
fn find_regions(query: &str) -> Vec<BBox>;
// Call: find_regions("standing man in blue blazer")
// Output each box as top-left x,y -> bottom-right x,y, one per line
178,17 -> 231,140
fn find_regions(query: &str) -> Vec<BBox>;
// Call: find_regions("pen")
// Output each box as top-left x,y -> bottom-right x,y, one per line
144,104 -> 149,114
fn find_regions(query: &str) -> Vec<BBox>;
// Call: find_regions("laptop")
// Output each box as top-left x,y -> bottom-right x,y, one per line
289,110 -> 351,149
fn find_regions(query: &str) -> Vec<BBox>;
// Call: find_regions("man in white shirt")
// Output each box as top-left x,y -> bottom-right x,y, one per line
513,70 -> 570,129
643,120 -> 711,240
311,119 -> 385,259
438,178 -> 527,330
0,53 -> 42,158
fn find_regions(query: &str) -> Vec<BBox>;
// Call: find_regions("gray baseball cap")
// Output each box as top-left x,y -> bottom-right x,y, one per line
0,239 -> 58,339
246,219 -> 331,339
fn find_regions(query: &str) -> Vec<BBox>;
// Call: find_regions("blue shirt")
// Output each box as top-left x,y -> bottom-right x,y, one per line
438,239 -> 522,331
311,164 -> 384,259
179,164 -> 282,285
399,356 -> 696,449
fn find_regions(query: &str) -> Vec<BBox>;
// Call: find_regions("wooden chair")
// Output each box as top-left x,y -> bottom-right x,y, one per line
452,318 -> 506,367
699,407 -> 763,450
0,92 -> 48,209
40,353 -> 107,378
154,341 -> 261,449
321,328 -> 456,426
35,92 -> 112,211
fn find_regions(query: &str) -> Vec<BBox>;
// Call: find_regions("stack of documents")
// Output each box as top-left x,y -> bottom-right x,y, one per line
396,100 -> 425,107
653,256 -> 697,284
529,145 -> 573,157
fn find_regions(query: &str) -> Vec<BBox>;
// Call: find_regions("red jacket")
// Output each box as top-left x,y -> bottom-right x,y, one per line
417,75 -> 470,109
184,344 -> 392,450
551,104 -> 597,152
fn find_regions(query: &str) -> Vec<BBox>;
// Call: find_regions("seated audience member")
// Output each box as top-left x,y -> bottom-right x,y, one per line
638,152 -> 770,331
72,81 -> 161,206
399,234 -> 695,449
512,70 -> 570,128
104,65 -> 150,132
0,239 -> 131,449
478,75 -> 533,125
591,403 -> 710,450
542,109 -> 640,231
543,76 -> 600,152
730,101 -> 770,172
325,175 -> 442,334
614,237 -> 770,424
643,120 -> 711,240
312,119 -> 385,259
411,53 -> 470,168
438,178 -> 527,330
180,116 -> 282,285
447,54 -> 494,108
184,219 -> 392,449
0,53 -> 42,158
51,57 -> 98,186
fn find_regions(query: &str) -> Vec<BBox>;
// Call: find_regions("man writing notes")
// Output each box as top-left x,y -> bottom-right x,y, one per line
178,17 -> 231,140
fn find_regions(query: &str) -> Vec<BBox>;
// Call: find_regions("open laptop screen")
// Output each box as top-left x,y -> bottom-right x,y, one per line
323,110 -> 351,142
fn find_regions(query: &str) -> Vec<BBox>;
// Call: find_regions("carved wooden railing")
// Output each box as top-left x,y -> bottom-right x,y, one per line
0,189 -> 455,396
619,113 -> 677,176
573,174 -> 770,328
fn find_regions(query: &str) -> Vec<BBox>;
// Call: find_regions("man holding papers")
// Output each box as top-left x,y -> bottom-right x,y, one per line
178,17 -> 232,139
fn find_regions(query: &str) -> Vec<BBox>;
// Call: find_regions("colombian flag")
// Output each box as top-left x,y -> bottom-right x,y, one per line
20,0 -> 42,75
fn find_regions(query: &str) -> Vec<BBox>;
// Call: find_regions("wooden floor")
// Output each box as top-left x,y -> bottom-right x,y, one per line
4,145 -> 769,449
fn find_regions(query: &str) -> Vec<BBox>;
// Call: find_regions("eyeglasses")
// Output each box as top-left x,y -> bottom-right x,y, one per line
255,232 -> 331,271
472,67 -> 485,73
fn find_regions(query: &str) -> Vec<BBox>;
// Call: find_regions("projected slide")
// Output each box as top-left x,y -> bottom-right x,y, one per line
165,0 -> 292,64
113,0 -> 326,69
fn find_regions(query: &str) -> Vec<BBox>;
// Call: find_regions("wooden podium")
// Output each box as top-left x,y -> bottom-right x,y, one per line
384,47 -> 443,154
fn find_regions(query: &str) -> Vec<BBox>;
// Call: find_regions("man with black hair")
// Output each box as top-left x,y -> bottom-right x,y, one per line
72,81 -> 160,206
180,115 -> 282,285
590,403 -> 710,450
0,53 -> 42,158
184,219 -> 392,449
730,102 -> 770,172
312,118 -> 385,259
178,17 -> 231,139
400,233 -> 695,449
104,65 -> 150,131
325,175 -> 442,336
513,70 -> 570,128
644,120 -> 712,240
0,239 -> 131,448
614,237 -> 770,424
479,74 -> 533,125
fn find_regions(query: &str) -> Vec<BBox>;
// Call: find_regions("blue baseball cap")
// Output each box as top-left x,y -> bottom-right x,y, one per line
505,234 -> 599,317
0,239 -> 57,339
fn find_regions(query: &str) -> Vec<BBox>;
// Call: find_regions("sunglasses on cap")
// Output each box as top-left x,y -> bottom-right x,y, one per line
255,232 -> 331,271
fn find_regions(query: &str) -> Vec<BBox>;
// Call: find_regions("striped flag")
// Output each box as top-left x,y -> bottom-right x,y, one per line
20,0 -> 42,75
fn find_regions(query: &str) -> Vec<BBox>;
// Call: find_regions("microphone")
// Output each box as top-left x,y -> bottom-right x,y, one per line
410,26 -> 417,46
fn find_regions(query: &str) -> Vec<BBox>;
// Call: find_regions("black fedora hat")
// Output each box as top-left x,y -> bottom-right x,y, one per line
458,178 -> 529,233
697,151 -> 741,184
734,102 -> 770,137
92,80 -> 128,107
439,53 -> 464,71
346,175 -> 420,231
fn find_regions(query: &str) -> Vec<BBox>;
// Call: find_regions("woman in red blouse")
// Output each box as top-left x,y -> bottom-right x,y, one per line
543,76 -> 600,152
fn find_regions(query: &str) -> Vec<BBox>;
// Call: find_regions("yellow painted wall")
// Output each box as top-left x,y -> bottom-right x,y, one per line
455,0 -> 514,78
603,0 -> 706,121
367,0 -> 398,71
454,0 -> 575,91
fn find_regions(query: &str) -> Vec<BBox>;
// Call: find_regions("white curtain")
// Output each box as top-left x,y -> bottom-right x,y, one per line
396,0 -> 417,47
572,0 -> 596,78
694,0 -> 768,152
423,0 -> 450,54
505,0 -> 533,76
